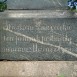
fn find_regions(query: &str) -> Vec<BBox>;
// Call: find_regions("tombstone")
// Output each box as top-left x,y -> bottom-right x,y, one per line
0,0 -> 77,61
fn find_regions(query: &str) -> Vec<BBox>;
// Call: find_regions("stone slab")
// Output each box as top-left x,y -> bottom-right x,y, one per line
0,61 -> 77,77
1,0 -> 67,10
0,10 -> 77,61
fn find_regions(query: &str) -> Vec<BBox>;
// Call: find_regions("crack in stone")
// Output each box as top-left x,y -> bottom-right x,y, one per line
57,0 -> 62,7
3,28 -> 77,58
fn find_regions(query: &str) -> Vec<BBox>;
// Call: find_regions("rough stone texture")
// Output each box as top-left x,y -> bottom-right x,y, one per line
6,0 -> 67,10
0,61 -> 77,77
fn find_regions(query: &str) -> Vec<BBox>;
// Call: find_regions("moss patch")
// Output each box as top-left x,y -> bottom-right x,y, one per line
58,74 -> 65,77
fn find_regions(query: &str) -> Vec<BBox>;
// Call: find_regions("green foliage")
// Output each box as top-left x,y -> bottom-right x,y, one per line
58,74 -> 65,77
0,2 -> 7,12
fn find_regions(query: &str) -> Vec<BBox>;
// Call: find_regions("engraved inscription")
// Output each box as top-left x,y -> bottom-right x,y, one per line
0,18 -> 77,60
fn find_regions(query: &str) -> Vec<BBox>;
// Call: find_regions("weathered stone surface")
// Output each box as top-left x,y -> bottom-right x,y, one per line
0,61 -> 77,77
5,0 -> 67,10
0,10 -> 77,61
